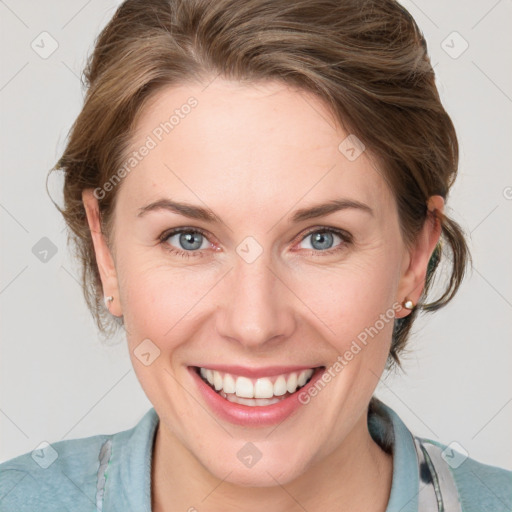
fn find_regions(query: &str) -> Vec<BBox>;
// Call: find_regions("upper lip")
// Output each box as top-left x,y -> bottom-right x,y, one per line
191,364 -> 323,378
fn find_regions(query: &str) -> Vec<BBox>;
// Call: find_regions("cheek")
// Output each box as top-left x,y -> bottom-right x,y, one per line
291,253 -> 400,343
118,261 -> 220,416
118,255 -> 220,347
284,258 -> 399,436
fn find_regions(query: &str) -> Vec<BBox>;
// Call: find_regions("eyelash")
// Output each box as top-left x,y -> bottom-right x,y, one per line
158,226 -> 353,259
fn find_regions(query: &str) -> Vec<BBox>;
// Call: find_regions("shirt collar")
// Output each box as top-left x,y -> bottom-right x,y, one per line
369,398 -> 421,512
103,407 -> 158,512
104,399 -> 420,511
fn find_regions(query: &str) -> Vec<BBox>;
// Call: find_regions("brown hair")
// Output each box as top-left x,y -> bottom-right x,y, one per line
50,0 -> 470,369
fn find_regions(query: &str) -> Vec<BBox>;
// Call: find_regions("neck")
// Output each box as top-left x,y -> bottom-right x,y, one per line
151,412 -> 392,512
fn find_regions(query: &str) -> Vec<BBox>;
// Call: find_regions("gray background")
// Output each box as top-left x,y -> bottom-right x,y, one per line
1,0 -> 511,470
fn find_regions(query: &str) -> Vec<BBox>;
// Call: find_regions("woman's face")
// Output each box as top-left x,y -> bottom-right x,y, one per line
85,78 -> 430,485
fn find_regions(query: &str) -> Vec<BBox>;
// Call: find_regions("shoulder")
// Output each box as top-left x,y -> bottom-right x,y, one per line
416,436 -> 512,512
369,398 -> 511,512
0,409 -> 158,512
0,432 -> 112,512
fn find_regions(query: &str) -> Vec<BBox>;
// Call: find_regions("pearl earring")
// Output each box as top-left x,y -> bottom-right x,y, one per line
403,298 -> 415,310
104,296 -> 114,308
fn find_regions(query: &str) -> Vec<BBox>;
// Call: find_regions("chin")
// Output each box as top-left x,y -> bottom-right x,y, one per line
202,454 -> 310,488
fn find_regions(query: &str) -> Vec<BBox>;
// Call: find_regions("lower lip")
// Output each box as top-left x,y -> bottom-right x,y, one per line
189,366 -> 325,427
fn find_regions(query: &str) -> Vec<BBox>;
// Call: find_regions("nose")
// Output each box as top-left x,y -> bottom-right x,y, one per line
215,251 -> 296,350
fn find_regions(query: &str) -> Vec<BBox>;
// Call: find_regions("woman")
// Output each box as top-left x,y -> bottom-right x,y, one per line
1,0 -> 510,510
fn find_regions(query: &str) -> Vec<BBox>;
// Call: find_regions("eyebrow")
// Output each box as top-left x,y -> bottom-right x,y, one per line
136,197 -> 373,223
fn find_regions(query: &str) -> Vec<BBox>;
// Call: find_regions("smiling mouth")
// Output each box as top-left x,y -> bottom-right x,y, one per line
194,366 -> 323,406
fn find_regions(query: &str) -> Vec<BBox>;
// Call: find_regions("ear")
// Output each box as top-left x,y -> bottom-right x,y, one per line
82,189 -> 122,317
395,195 -> 444,319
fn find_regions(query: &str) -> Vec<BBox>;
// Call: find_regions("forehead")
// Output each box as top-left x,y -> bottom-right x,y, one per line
117,78 -> 392,219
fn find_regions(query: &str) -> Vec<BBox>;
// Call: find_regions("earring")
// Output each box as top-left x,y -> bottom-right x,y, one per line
104,295 -> 114,308
403,298 -> 415,310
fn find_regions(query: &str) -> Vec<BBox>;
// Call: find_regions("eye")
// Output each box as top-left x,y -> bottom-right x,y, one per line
297,228 -> 350,253
158,226 -> 351,259
160,228 -> 212,255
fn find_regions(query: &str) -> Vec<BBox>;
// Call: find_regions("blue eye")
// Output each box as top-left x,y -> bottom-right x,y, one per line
162,229 -> 210,254
178,232 -> 204,250
304,230 -> 341,251
159,226 -> 351,259
292,226 -> 352,257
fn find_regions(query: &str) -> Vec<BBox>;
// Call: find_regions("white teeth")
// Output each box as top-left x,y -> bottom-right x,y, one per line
198,367 -> 316,401
213,371 -> 223,391
254,378 -> 274,399
228,395 -> 257,406
223,392 -> 281,406
298,369 -> 313,387
273,376 -> 287,396
235,376 -> 254,398
223,373 -> 236,394
287,372 -> 298,393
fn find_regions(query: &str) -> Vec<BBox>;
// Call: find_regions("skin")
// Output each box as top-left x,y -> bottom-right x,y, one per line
83,78 -> 443,511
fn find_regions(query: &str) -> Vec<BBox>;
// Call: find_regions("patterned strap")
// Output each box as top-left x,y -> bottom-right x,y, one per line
96,439 -> 113,512
414,437 -> 463,512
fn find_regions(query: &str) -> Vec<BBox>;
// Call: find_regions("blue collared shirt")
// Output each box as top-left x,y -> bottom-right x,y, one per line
1,399 -> 511,511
